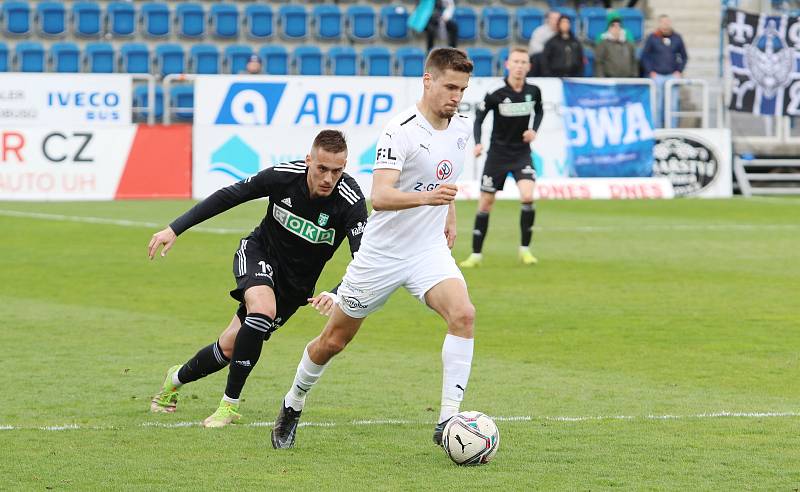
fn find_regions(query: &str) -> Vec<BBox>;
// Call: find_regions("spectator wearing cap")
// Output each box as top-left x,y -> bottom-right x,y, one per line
243,55 -> 262,75
541,15 -> 584,77
595,19 -> 638,78
641,15 -> 688,127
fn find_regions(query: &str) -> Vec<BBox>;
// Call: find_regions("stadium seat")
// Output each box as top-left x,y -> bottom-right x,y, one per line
294,45 -> 323,75
328,46 -> 357,76
0,43 -> 9,72
210,4 -> 239,39
120,43 -> 150,74
395,46 -> 425,77
156,44 -> 185,76
380,5 -> 408,41
2,2 -> 31,36
501,0 -> 526,5
85,42 -> 115,73
224,45 -> 253,74
107,2 -> 135,37
170,85 -> 194,122
554,6 -> 577,31
278,5 -> 308,40
347,5 -> 376,42
133,85 -> 164,121
496,46 -> 509,76
190,44 -> 219,74
259,45 -> 289,75
482,7 -> 510,43
141,2 -> 170,38
581,7 -> 607,42
617,8 -> 644,42
583,46 -> 594,77
453,7 -> 477,42
467,47 -> 493,77
313,5 -> 342,40
73,2 -> 102,37
245,4 -> 273,39
516,7 -> 544,43
176,3 -> 205,39
36,2 -> 66,37
51,42 -> 80,73
362,46 -> 391,76
15,42 -> 45,72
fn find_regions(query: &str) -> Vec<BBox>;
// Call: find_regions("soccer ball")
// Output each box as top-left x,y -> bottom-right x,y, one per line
441,411 -> 500,466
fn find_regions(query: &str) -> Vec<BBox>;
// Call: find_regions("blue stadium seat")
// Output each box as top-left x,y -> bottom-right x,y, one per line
190,44 -> 219,74
482,7 -> 510,43
347,5 -> 376,41
85,42 -> 115,73
362,46 -> 391,76
107,2 -> 135,37
618,8 -> 644,42
380,5 -> 408,41
584,46 -> 594,77
245,4 -> 273,39
37,2 -> 66,37
210,4 -> 239,39
170,85 -> 194,122
51,42 -> 80,73
294,45 -> 323,75
0,43 -> 9,72
133,85 -> 164,121
467,47 -> 493,77
496,46 -> 509,76
16,42 -> 45,72
328,46 -> 357,76
120,43 -> 150,74
176,3 -> 205,39
395,46 -> 424,77
73,2 -> 101,37
224,45 -> 253,74
501,0 -> 526,5
141,2 -> 170,38
554,6 -> 577,31
454,7 -> 477,42
2,2 -> 31,36
278,5 -> 307,40
581,7 -> 607,42
313,5 -> 342,40
156,44 -> 185,76
516,7 -> 544,43
259,45 -> 288,75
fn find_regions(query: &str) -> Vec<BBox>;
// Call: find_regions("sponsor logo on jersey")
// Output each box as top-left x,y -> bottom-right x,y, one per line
436,160 -> 453,180
317,213 -> 330,227
498,101 -> 534,118
350,221 -> 366,236
341,296 -> 369,310
273,205 -> 335,245
281,197 -> 292,207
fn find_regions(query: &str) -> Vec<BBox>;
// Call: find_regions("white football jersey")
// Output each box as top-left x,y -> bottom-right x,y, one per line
359,104 -> 472,259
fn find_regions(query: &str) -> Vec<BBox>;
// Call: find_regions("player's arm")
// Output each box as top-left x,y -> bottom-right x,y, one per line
473,93 -> 494,157
444,202 -> 457,249
148,169 -> 274,259
371,169 -> 457,211
523,87 -> 544,144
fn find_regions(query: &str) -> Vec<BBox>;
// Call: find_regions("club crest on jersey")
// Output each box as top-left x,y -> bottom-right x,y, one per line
273,206 -> 335,245
436,160 -> 453,180
318,213 -> 330,227
457,137 -> 466,150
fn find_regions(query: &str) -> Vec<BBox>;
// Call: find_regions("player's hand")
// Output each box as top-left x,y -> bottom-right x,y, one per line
473,144 -> 484,157
426,183 -> 458,206
522,130 -> 537,143
307,292 -> 338,316
444,221 -> 457,249
148,227 -> 177,260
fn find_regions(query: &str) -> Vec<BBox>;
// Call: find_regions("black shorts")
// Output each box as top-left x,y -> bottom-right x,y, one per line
480,153 -> 536,193
230,236 -> 306,335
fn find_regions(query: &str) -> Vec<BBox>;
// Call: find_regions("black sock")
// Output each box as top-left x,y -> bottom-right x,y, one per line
177,340 -> 230,384
224,313 -> 274,400
472,211 -> 490,254
521,203 -> 536,247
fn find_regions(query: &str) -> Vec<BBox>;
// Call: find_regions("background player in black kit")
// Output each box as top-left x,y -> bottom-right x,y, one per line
460,47 -> 544,268
147,130 -> 368,427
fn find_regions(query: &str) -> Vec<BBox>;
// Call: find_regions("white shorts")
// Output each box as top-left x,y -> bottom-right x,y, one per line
337,247 -> 465,318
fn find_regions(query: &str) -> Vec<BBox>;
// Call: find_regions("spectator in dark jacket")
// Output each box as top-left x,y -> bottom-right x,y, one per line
542,15 -> 584,77
595,19 -> 638,78
424,0 -> 458,52
641,15 -> 688,127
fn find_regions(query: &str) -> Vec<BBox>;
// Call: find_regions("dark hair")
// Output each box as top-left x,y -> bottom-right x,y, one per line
608,19 -> 622,28
425,48 -> 473,76
312,129 -> 348,154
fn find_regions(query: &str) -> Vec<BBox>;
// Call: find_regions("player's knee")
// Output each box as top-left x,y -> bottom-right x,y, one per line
450,303 -> 475,335
245,305 -> 276,320
318,334 -> 348,357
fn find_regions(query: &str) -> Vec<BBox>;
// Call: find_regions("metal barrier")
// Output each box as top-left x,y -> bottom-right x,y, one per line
733,156 -> 800,196
163,73 -> 196,125
132,74 -> 156,126
664,78 -> 710,129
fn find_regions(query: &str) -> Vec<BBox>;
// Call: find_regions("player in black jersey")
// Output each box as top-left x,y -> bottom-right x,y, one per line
460,47 -> 544,268
147,130 -> 368,427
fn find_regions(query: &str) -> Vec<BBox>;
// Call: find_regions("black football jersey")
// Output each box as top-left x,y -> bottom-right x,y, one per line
474,79 -> 544,158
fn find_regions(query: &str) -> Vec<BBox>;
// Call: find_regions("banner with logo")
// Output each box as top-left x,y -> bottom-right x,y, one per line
561,80 -> 654,177
0,74 -> 133,126
726,9 -> 800,116
653,128 -> 732,198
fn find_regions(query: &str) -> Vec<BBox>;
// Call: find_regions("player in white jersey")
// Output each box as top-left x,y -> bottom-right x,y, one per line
271,48 -> 476,449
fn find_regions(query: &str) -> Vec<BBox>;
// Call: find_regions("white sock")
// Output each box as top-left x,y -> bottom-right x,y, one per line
172,367 -> 183,387
439,334 -> 474,423
284,345 -> 328,411
222,394 -> 239,405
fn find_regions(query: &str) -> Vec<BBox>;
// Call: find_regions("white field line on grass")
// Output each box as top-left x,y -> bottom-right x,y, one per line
1,209 -> 798,235
2,412 -> 799,431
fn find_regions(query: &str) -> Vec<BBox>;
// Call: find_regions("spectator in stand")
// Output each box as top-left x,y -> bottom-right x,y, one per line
594,11 -> 634,44
595,19 -> 638,78
641,15 -> 688,128
601,0 -> 640,7
243,55 -> 262,75
425,0 -> 458,52
527,11 -> 560,76
541,15 -> 584,78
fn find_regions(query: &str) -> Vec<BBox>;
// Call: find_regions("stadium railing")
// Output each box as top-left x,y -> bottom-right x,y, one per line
664,78 -> 710,129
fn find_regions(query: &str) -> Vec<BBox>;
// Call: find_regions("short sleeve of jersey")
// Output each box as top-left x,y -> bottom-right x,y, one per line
374,126 -> 408,173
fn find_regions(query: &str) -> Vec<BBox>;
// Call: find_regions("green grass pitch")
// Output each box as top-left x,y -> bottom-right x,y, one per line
1,198 -> 799,490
